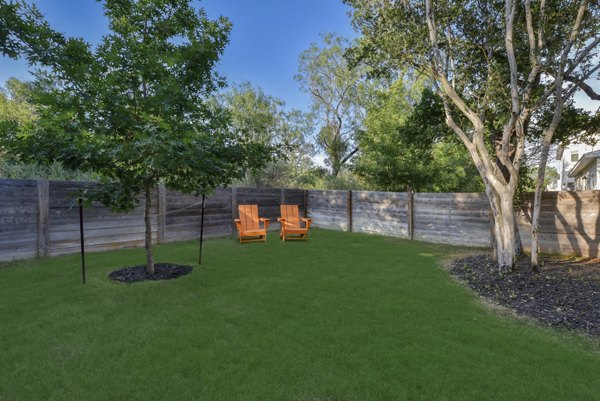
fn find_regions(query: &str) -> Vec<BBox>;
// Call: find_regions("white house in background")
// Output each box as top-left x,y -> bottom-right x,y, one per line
568,150 -> 600,190
555,139 -> 600,191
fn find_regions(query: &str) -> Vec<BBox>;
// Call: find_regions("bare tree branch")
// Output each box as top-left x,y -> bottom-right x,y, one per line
564,73 -> 600,101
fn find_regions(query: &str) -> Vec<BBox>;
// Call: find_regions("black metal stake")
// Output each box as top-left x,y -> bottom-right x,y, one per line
198,193 -> 206,265
78,197 -> 86,285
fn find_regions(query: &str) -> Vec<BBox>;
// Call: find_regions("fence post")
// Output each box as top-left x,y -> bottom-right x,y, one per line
303,190 -> 308,218
157,183 -> 166,244
347,190 -> 353,232
407,187 -> 414,240
231,186 -> 237,236
37,179 -> 50,257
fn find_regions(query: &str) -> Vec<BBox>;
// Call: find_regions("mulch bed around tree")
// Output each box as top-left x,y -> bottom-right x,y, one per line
109,263 -> 193,283
450,255 -> 600,337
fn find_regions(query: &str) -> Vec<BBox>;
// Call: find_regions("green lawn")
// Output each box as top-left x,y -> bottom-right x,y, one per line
1,229 -> 599,401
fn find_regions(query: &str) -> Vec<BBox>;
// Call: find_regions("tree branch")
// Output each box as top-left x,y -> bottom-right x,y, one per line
564,73 -> 600,101
340,146 -> 359,165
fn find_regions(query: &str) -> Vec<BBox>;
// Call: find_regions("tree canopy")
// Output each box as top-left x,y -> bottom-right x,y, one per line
346,0 -> 600,270
296,33 -> 372,177
0,0 -> 273,273
213,82 -> 314,188
355,83 -> 483,192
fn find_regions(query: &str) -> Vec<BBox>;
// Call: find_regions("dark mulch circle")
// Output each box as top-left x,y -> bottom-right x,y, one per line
450,254 -> 600,337
108,263 -> 193,283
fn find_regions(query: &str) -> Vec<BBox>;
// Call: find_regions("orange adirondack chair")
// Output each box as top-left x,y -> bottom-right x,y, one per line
234,205 -> 270,244
278,204 -> 312,241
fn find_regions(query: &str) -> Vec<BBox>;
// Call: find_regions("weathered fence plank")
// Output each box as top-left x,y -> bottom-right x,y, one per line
307,190 -> 348,231
46,180 -> 159,257
516,191 -> 600,257
165,187 -> 231,243
347,190 -> 352,232
37,180 -> 50,257
351,190 -> 409,238
0,179 -> 38,261
413,192 -> 490,247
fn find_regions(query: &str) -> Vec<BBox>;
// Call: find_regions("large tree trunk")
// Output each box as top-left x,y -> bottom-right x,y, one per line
424,0 -> 523,273
144,182 -> 155,275
490,189 -> 517,272
490,195 -> 522,263
482,171 -> 518,272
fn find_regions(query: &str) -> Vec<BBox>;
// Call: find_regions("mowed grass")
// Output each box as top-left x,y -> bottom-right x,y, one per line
1,229 -> 599,401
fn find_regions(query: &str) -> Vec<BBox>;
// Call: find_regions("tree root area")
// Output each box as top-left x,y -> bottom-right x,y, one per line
109,263 -> 193,283
451,255 -> 600,337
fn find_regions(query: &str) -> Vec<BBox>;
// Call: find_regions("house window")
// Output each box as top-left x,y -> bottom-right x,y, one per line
571,151 -> 579,162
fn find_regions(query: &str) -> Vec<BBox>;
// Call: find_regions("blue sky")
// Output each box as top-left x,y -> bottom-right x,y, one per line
2,0 -> 596,114
0,0 -> 357,111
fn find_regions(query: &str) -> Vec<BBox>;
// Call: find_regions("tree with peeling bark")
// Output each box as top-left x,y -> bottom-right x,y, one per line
346,0 -> 600,271
0,0 -> 272,275
513,0 -> 599,269
295,33 -> 372,177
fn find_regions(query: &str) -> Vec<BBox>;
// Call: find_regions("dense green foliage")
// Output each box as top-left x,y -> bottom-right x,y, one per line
1,3 -> 505,194
1,230 -> 600,400
0,77 -> 95,180
2,0 -> 271,209
0,77 -> 35,123
0,0 -> 276,272
7,1 -> 587,197
522,166 -> 560,192
355,84 -> 483,192
213,82 -> 315,188
345,0 -> 599,268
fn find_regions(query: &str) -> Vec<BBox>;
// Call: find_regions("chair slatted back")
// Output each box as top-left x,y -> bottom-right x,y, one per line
238,205 -> 260,231
280,205 -> 300,228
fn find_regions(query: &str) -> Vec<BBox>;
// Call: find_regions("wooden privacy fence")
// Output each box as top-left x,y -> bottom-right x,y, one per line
307,190 -> 491,247
307,189 -> 600,257
516,191 -> 600,257
0,178 -> 306,262
2,178 -> 600,262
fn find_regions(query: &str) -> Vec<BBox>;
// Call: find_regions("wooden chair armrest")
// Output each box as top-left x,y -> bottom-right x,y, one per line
301,218 -> 312,229
277,217 -> 286,222
259,217 -> 270,230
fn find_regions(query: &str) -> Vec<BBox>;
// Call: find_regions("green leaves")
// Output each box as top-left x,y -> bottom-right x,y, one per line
355,83 -> 483,192
212,82 -> 313,188
0,0 -> 271,211
296,33 -> 371,177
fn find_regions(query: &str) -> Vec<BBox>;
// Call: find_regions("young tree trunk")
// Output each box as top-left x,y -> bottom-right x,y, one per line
331,163 -> 340,177
144,182 -> 155,275
531,84 -> 566,270
514,211 -> 523,257
530,141 -> 551,270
